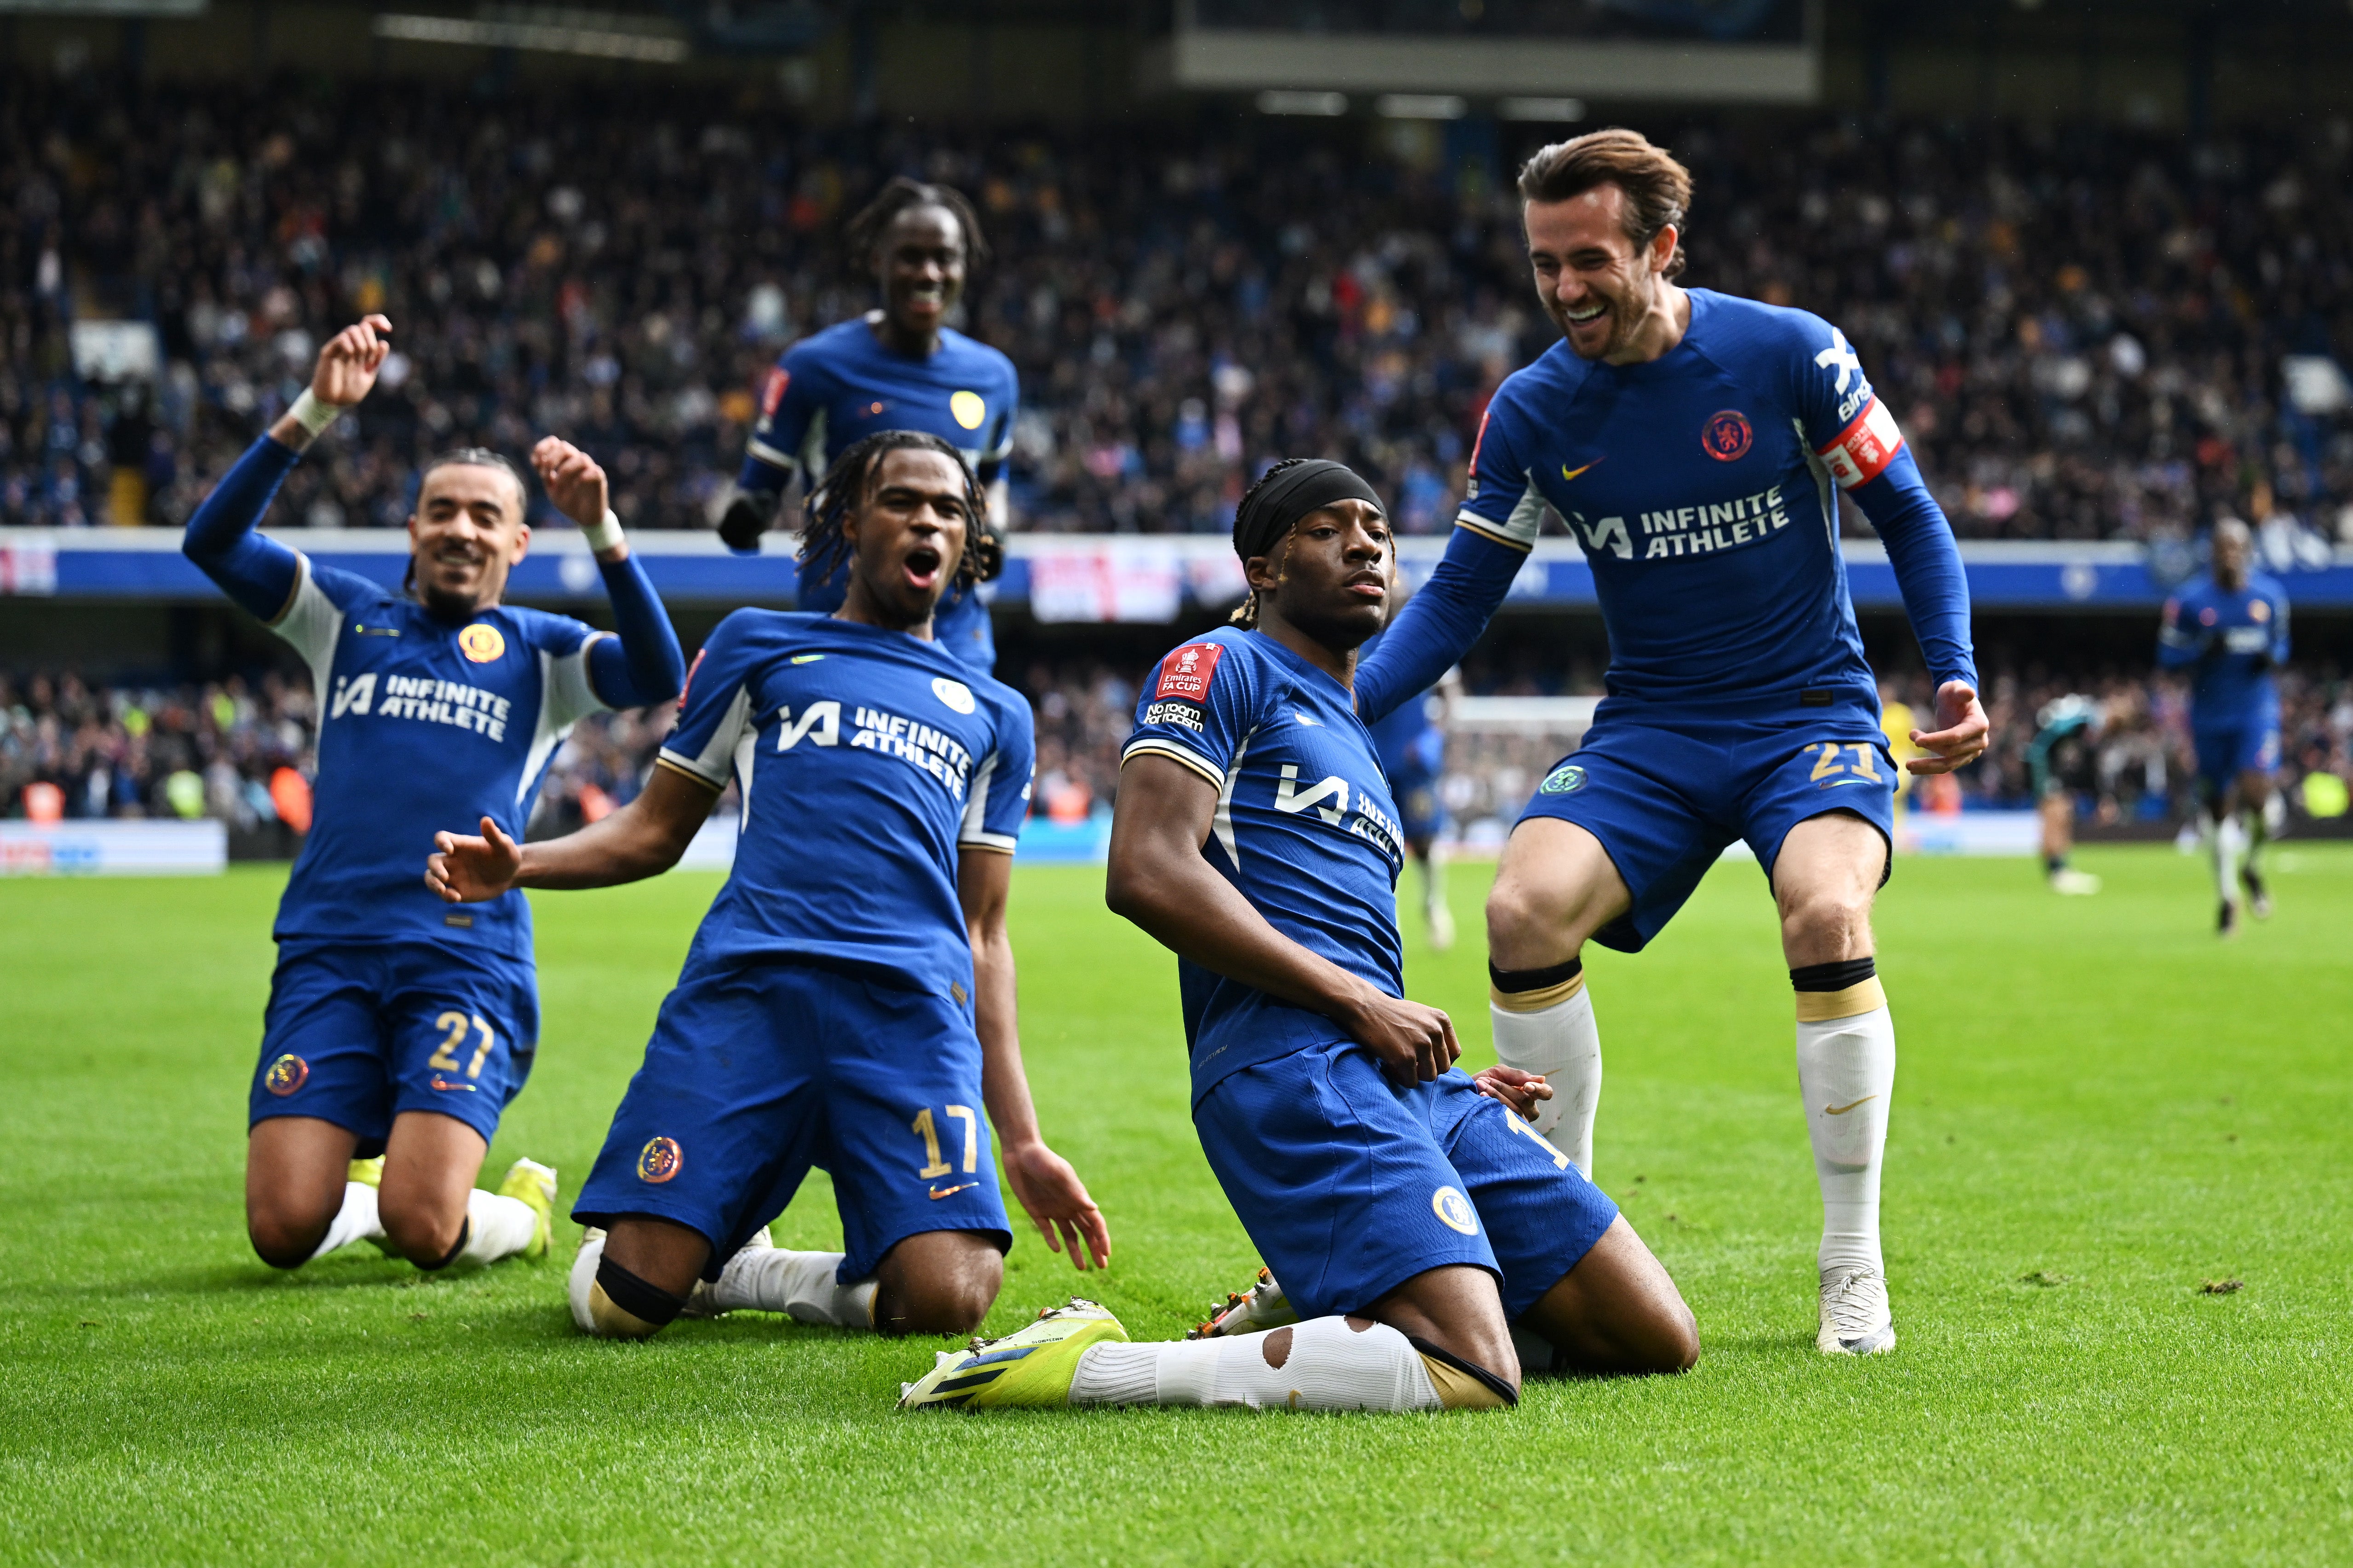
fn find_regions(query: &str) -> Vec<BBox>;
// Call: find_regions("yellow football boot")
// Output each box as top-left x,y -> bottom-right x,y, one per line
898,1299 -> 1127,1411
497,1158 -> 558,1261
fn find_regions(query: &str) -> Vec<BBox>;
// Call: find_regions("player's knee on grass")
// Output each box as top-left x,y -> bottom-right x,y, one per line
246,1198 -> 337,1269
874,1230 -> 1002,1336
1524,1217 -> 1698,1376
378,1194 -> 469,1269
587,1255 -> 689,1339
1365,1264 -> 1522,1401
245,1118 -> 358,1268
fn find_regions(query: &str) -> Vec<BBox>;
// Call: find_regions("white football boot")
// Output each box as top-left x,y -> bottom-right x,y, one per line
1817,1266 -> 1896,1355
1186,1266 -> 1300,1340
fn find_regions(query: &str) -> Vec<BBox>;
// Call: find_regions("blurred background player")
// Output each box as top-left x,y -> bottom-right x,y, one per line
2159,517 -> 2291,934
1365,651 -> 1463,950
431,431 -> 1105,1343
185,317 -> 686,1274
718,178 -> 1018,675
1352,130 -> 1987,1358
2027,695 -> 2105,896
900,459 -> 1692,1414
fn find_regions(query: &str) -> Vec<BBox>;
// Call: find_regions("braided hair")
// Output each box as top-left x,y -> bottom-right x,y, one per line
844,177 -> 990,272
798,429 -> 985,596
1228,458 -> 1315,628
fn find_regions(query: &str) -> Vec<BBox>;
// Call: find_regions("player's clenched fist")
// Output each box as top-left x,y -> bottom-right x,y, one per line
1343,988 -> 1459,1086
426,816 -> 523,902
313,315 -> 393,407
530,437 -> 610,532
1906,678 -> 1991,775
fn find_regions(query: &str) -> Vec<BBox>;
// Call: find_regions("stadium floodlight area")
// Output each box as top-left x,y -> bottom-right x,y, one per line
370,8 -> 691,63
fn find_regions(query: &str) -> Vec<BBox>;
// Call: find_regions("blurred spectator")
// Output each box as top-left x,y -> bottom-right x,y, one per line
5,75 -> 2351,544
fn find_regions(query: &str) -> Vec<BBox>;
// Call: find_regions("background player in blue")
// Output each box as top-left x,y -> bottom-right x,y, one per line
2159,517 -> 2291,933
430,432 -> 1107,1343
1354,131 -> 1990,1358
183,316 -> 687,1276
1364,627 -> 1463,951
719,178 -> 1018,675
902,460 -> 1695,1414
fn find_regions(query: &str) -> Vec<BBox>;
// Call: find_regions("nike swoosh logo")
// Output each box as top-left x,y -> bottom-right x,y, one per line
928,1182 -> 978,1200
1560,459 -> 1603,482
1823,1097 -> 1877,1116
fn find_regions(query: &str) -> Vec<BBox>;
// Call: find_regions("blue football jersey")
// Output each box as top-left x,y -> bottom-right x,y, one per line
739,319 -> 1019,672
2159,571 -> 2290,725
269,557 -> 612,958
1461,289 -> 1956,708
1122,627 -> 1407,1102
655,611 -> 1034,996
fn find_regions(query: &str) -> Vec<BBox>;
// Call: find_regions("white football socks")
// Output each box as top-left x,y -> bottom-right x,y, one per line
2214,813 -> 2245,906
1489,964 -> 1600,1175
303,1181 -> 384,1263
568,1229 -> 606,1332
1069,1317 -> 1507,1411
456,1188 -> 540,1266
712,1246 -> 878,1329
1793,970 -> 1895,1281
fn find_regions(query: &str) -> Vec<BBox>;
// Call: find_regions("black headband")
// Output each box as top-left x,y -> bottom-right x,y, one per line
1232,459 -> 1385,563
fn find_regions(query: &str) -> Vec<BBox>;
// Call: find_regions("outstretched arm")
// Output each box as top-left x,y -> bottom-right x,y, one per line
1354,525 -> 1523,724
961,847 -> 1110,1271
529,437 -> 686,707
426,763 -> 714,899
1851,448 -> 1988,775
183,316 -> 392,620
1105,753 -> 1458,1086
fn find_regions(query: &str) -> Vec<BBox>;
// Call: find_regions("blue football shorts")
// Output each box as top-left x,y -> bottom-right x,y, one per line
1194,1040 -> 1618,1323
571,959 -> 1012,1282
1517,702 -> 1898,953
249,940 -> 541,1156
2193,710 -> 2281,792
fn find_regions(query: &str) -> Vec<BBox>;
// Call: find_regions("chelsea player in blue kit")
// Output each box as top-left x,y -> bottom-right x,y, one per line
900,460 -> 1694,1414
186,317 -> 687,1275
2159,517 -> 2291,933
1354,132 -> 1990,1357
431,432 -> 1107,1343
718,178 -> 1018,675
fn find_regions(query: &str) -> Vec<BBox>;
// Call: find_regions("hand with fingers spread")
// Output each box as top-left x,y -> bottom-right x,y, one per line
1906,679 -> 1990,775
313,315 -> 394,407
1471,1063 -> 1555,1121
1001,1137 -> 1111,1272
1341,987 -> 1459,1086
426,816 -> 523,903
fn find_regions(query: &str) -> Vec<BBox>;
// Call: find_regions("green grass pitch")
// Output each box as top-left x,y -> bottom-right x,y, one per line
3,844 -> 2350,1564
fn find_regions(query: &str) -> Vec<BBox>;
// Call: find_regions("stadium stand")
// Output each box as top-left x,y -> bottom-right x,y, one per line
9,656 -> 2348,835
5,71 -> 2351,548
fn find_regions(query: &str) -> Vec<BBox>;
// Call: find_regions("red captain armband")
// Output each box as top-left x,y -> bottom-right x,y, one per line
758,367 -> 789,420
1816,397 -> 1905,490
1155,642 -> 1225,702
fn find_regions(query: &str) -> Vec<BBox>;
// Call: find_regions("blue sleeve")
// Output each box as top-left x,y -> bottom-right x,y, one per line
655,613 -> 767,787
1353,526 -> 1523,724
181,435 -> 303,623
585,551 -> 686,709
737,350 -> 822,495
2270,590 -> 2291,667
2156,594 -> 2206,669
1121,635 -> 1263,787
1849,447 -> 1978,692
962,695 -> 1035,852
976,357 -> 1019,486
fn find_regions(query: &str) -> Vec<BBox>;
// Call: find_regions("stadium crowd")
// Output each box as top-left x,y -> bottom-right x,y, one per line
5,72 -> 2353,550
8,655 -> 2349,839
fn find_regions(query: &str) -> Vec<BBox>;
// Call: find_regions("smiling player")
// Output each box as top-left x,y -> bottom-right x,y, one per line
184,316 -> 686,1277
897,460 -> 1694,1414
430,431 -> 1105,1343
1354,130 -> 1987,1357
719,178 -> 1019,675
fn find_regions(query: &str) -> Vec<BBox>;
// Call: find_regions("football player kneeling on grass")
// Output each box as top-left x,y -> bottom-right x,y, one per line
429,431 -> 1106,1343
899,461 -> 1695,1413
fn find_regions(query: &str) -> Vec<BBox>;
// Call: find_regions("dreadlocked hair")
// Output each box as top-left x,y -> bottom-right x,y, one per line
844,176 -> 990,272
798,430 -> 985,595
1228,458 -> 1315,628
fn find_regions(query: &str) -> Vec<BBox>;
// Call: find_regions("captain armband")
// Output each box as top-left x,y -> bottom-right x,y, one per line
1815,398 -> 1904,490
